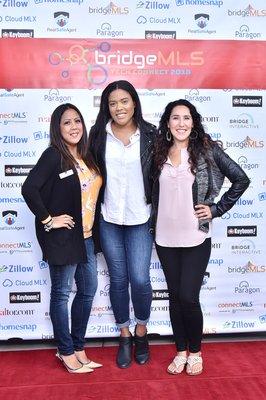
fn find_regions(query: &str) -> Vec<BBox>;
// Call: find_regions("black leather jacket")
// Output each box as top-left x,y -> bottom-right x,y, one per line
151,144 -> 250,233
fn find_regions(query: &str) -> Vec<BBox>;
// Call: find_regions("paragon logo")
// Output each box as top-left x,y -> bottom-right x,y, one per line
227,226 -> 257,237
96,22 -> 123,37
145,30 -> 176,39
185,89 -> 211,103
4,165 -> 34,176
235,25 -> 261,39
232,96 -> 262,107
234,281 -> 260,295
237,155 -> 259,171
43,89 -> 71,103
9,292 -> 41,303
2,29 -> 34,37
152,289 -> 169,300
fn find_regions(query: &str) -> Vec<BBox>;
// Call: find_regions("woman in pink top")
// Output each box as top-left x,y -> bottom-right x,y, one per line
151,99 -> 249,375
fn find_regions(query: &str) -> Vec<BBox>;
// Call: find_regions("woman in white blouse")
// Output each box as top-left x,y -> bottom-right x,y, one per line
89,80 -> 157,368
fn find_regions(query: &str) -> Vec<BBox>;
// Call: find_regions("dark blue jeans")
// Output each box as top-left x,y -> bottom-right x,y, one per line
99,217 -> 153,328
49,237 -> 97,355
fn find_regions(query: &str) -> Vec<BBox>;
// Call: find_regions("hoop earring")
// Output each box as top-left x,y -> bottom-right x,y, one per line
166,129 -> 172,142
190,129 -> 198,140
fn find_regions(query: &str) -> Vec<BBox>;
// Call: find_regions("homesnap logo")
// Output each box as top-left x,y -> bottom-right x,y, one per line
227,226 -> 257,237
235,25 -> 261,39
1,29 -> 34,38
89,2 -> 129,14
34,0 -> 83,5
232,96 -> 262,107
4,165 -> 33,176
152,289 -> 169,300
175,0 -> 223,7
9,292 -> 41,303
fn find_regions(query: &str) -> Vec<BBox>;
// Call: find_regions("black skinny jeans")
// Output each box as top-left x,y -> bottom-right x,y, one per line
156,238 -> 211,353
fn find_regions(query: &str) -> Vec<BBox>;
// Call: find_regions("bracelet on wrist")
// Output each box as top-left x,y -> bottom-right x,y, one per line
44,218 -> 54,232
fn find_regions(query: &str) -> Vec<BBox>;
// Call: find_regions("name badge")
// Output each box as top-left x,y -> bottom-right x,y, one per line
59,169 -> 74,179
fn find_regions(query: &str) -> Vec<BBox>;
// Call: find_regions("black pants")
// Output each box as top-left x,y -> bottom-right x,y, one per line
156,238 -> 211,353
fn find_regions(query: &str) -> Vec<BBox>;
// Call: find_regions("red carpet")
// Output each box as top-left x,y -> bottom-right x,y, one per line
0,341 -> 266,400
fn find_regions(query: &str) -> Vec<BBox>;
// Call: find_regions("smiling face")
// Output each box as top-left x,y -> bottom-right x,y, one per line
108,88 -> 136,128
168,105 -> 193,147
60,108 -> 83,150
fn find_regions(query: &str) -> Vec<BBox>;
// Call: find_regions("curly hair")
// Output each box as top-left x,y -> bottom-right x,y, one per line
154,99 -> 217,174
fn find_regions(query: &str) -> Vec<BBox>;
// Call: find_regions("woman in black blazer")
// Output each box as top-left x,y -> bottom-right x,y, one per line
22,103 -> 102,373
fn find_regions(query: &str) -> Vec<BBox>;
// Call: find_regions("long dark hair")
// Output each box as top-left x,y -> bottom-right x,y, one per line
50,103 -> 97,172
154,99 -> 216,174
88,80 -> 149,158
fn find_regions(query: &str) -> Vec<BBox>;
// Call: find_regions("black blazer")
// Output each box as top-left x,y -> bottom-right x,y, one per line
22,146 -> 87,265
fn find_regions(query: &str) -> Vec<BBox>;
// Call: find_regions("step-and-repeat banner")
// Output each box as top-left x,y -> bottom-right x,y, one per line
0,1 -> 265,339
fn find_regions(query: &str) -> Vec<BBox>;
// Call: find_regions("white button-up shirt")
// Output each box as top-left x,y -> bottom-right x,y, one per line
101,121 -> 151,225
